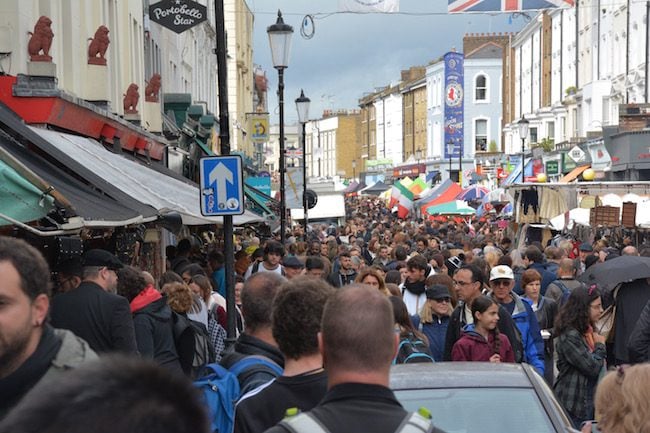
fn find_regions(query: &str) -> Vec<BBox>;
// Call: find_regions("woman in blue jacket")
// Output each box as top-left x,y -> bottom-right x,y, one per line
412,284 -> 452,361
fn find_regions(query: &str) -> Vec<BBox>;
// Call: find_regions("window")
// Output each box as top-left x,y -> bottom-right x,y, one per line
475,119 -> 487,152
547,121 -> 555,141
529,127 -> 538,144
475,75 -> 487,101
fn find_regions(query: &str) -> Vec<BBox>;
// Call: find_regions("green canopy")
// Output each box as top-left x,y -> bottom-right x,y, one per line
0,160 -> 55,226
426,200 -> 475,216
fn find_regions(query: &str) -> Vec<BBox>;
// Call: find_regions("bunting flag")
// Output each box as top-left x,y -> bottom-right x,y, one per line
409,178 -> 428,196
448,0 -> 573,13
339,0 -> 399,12
395,181 -> 414,219
389,184 -> 401,209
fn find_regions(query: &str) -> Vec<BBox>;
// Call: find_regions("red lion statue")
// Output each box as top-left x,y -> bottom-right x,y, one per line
27,16 -> 54,62
144,73 -> 161,102
123,83 -> 139,114
88,25 -> 110,65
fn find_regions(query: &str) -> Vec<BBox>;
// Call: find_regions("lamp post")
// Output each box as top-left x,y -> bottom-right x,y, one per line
458,140 -> 463,187
295,89 -> 310,233
268,10 -> 293,245
518,115 -> 530,184
352,160 -> 357,180
446,140 -> 454,183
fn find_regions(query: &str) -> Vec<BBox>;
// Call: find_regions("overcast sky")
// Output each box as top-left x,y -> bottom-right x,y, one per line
247,1 -> 526,124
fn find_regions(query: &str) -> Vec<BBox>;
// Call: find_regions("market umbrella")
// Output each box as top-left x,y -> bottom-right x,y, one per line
579,255 -> 650,294
456,185 -> 489,202
427,200 -> 476,216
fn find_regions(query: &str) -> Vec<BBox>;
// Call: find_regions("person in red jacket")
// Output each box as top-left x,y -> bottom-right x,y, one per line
451,295 -> 515,363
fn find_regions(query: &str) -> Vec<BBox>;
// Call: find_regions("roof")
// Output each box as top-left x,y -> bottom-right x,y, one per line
389,362 -> 534,389
465,41 -> 504,59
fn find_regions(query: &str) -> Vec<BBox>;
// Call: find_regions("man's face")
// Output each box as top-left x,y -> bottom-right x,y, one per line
490,279 -> 514,303
340,256 -> 352,271
102,267 -> 119,293
306,268 -> 324,279
399,267 -> 409,283
429,239 -> 439,250
310,242 -> 321,255
57,273 -> 79,293
266,252 -> 282,266
0,261 -> 48,377
417,241 -> 426,252
407,266 -> 426,283
284,267 -> 302,279
320,244 -> 328,256
379,247 -> 388,259
453,269 -> 480,302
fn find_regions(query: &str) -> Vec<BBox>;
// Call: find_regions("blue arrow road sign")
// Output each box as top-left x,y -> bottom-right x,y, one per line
199,155 -> 244,216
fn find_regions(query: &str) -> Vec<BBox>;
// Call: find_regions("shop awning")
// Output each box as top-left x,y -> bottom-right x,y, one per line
0,158 -> 55,226
0,132 -> 150,227
559,165 -> 590,183
28,127 -> 262,226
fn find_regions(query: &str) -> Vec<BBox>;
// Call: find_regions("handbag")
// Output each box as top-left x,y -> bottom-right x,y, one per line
595,304 -> 616,341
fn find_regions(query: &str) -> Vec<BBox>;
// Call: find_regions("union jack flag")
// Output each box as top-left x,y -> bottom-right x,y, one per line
448,0 -> 573,13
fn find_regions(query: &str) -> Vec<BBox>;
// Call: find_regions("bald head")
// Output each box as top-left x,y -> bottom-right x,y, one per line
622,246 -> 639,256
321,284 -> 395,374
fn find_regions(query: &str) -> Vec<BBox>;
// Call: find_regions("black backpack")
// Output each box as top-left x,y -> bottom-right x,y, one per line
172,312 -> 216,378
394,333 -> 434,364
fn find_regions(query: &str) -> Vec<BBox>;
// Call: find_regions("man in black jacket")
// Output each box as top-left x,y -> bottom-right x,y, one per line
327,252 -> 357,288
50,249 -> 137,354
443,264 -> 523,362
264,285 -> 444,433
220,272 -> 286,395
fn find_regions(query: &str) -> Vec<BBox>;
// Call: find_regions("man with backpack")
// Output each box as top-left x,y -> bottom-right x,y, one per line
265,284 -> 443,433
545,258 -> 583,306
219,272 -> 286,395
244,241 -> 286,280
234,276 -> 334,433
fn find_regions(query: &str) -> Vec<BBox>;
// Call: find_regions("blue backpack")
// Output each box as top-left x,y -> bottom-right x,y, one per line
393,333 -> 435,364
195,357 -> 284,433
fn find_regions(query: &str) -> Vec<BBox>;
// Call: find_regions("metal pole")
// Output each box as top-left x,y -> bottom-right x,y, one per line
214,0 -> 236,343
521,138 -> 525,184
458,141 -> 462,186
449,154 -> 452,182
302,121 -> 308,232
278,68 -> 286,245
646,0 -> 650,102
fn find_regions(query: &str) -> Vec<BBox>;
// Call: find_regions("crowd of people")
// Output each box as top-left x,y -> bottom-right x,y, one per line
2,192 -> 650,432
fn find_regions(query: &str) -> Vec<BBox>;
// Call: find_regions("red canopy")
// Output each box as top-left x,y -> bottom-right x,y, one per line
419,182 -> 463,215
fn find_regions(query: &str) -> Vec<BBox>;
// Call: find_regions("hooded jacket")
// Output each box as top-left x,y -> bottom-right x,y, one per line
131,288 -> 183,374
451,324 -> 515,363
489,291 -> 545,375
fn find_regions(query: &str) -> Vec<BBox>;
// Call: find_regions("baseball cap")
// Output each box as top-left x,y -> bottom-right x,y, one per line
81,249 -> 123,270
282,256 -> 304,269
579,243 -> 593,252
425,284 -> 451,300
489,265 -> 514,281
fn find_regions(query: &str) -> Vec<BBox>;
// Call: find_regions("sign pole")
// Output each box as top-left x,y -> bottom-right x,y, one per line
214,0 -> 236,344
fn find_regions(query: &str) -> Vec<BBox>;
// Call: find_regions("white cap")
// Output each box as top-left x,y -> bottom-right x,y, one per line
489,265 -> 514,281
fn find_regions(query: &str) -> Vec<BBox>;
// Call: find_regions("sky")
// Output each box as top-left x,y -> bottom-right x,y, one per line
247,0 -> 527,124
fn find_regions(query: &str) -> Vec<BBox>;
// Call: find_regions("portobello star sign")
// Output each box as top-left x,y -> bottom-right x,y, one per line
149,0 -> 207,34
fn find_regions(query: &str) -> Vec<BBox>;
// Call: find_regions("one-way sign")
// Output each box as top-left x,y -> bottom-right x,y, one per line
199,156 -> 244,216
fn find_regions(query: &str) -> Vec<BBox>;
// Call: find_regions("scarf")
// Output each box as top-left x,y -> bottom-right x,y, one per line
584,325 -> 595,352
403,279 -> 426,296
0,325 -> 62,415
130,285 -> 162,313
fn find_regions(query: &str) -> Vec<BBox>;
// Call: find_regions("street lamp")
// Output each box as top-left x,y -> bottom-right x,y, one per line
517,115 -> 530,184
295,89 -> 310,233
352,160 -> 357,179
268,10 -> 293,245
446,139 -> 454,183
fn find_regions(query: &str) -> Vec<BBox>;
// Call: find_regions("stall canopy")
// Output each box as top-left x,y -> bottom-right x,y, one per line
559,165 -> 590,183
361,181 -> 390,195
342,181 -> 359,194
29,127 -> 262,226
427,200 -> 476,215
0,157 -> 55,226
415,179 -> 463,214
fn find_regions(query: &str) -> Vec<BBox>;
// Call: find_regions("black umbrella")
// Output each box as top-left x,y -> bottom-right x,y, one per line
579,255 -> 650,293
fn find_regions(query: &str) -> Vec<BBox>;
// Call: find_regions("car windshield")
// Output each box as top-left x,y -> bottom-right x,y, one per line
395,388 -> 555,433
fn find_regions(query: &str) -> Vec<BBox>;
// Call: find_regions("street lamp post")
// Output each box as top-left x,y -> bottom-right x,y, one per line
352,160 -> 357,180
267,10 -> 293,245
295,89 -> 310,233
458,140 -> 463,187
518,115 -> 530,184
446,140 -> 454,183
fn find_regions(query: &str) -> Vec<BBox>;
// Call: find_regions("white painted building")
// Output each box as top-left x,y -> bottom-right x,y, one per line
266,123 -> 299,173
426,58 -> 446,164
375,89 -> 404,165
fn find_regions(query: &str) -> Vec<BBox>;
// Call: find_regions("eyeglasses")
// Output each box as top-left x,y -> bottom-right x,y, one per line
453,280 -> 473,287
491,280 -> 512,287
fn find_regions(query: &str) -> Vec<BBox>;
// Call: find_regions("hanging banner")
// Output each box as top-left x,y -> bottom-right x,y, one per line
443,52 -> 464,160
248,114 -> 269,144
448,0 -> 574,13
285,167 -> 304,209
339,0 -> 399,12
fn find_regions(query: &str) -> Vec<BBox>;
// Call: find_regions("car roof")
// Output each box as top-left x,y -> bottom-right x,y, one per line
390,362 -> 535,389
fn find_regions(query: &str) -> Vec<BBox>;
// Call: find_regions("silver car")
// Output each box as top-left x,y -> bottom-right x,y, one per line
390,362 -> 579,433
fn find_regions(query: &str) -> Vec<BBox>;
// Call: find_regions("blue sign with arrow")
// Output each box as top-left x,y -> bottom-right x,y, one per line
199,156 -> 244,216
